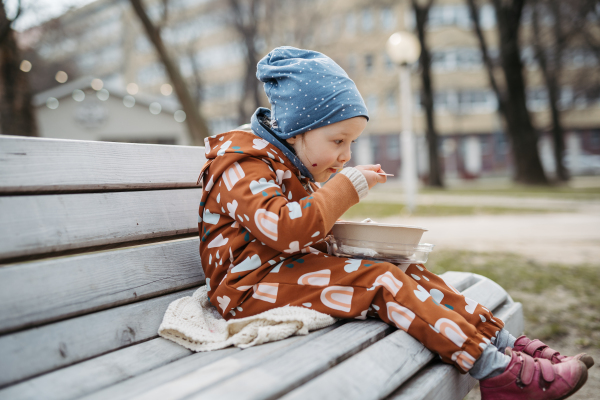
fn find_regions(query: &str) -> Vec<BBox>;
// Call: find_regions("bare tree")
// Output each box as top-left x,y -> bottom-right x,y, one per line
129,0 -> 210,144
0,0 -> 38,136
228,0 -> 264,126
530,0 -> 568,181
467,0 -> 548,185
412,0 -> 444,187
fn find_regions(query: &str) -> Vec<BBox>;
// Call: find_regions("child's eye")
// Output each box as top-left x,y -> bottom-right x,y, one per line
334,139 -> 343,144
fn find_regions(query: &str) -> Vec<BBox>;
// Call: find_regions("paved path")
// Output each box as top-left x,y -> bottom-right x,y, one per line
359,189 -> 600,265
379,212 -> 600,265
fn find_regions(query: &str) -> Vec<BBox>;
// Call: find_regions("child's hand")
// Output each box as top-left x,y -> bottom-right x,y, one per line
355,164 -> 387,189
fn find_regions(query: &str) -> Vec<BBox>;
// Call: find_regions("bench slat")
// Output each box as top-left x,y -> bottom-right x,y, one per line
184,320 -> 392,400
0,136 -> 206,193
83,323 -> 342,400
0,338 -> 192,400
491,300 -> 524,337
282,329 -> 430,400
278,272 -> 508,400
0,288 -> 196,387
0,189 -> 201,261
0,237 -> 203,334
386,301 -> 524,400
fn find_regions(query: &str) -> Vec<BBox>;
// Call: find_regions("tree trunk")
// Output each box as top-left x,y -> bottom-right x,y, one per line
129,0 -> 210,145
0,3 -> 38,137
466,0 -> 507,120
470,0 -> 548,185
493,0 -> 548,184
413,0 -> 444,187
229,0 -> 262,126
531,0 -> 569,181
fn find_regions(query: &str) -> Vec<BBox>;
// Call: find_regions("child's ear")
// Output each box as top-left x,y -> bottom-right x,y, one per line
286,136 -> 298,145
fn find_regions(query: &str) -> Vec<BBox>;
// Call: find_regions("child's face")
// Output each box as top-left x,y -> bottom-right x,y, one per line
286,117 -> 367,183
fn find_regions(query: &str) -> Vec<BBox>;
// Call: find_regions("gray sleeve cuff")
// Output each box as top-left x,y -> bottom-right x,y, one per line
340,167 -> 369,200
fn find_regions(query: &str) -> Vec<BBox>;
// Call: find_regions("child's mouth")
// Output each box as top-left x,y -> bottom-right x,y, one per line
328,168 -> 337,173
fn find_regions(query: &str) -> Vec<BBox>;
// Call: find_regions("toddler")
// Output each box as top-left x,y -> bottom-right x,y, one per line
197,46 -> 592,400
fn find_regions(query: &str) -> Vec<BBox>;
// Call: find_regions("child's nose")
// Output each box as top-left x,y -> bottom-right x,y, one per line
339,148 -> 351,164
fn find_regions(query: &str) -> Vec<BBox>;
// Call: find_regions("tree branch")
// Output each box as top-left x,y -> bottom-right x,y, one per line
466,0 -> 507,118
0,0 -> 21,44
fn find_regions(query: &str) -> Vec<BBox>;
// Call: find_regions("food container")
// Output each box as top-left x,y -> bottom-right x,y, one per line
332,221 -> 427,245
329,221 -> 433,264
328,237 -> 434,264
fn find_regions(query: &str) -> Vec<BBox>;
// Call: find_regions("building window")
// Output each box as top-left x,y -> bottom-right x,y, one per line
137,62 -> 167,86
386,134 -> 400,160
479,5 -> 496,29
366,94 -> 378,117
135,36 -> 153,53
495,134 -> 508,157
590,131 -> 600,149
195,42 -> 245,71
345,13 -> 356,35
347,53 -> 357,75
362,8 -> 373,32
387,91 -> 397,115
365,54 -> 374,74
526,87 -> 549,111
380,7 -> 396,31
431,48 -> 482,71
458,90 -> 497,113
428,5 -> 471,29
383,51 -> 395,71
434,89 -> 496,114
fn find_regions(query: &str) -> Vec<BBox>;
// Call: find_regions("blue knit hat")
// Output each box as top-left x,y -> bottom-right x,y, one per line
254,46 -> 369,139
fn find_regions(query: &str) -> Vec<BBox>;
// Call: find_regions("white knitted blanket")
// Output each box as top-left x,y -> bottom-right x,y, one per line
158,286 -> 338,352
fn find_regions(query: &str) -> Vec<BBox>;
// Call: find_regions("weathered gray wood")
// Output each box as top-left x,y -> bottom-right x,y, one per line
84,323 -> 342,400
282,329 -> 431,400
439,271 -> 478,292
0,188 -> 202,260
385,361 -> 477,400
0,338 -> 192,400
279,273 -> 514,400
184,320 -> 393,400
385,301 -> 524,400
0,135 -> 206,193
492,300 -> 524,337
0,237 -> 203,334
79,349 -> 240,400
0,288 -> 196,387
460,275 -> 508,312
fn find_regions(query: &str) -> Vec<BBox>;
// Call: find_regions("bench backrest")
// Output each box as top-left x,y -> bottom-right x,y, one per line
0,136 -> 206,388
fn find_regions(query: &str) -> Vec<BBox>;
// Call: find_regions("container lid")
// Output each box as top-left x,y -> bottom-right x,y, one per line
334,221 -> 428,231
332,221 -> 428,245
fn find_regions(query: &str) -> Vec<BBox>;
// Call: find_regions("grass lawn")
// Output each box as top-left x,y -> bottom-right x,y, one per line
419,186 -> 600,200
426,250 -> 600,349
342,202 -> 553,220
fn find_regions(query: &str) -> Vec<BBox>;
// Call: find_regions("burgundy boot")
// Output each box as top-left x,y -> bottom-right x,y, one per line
513,335 -> 594,369
480,348 -> 588,400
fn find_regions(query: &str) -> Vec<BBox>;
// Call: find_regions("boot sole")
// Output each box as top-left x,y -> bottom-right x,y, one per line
557,361 -> 588,400
578,354 -> 594,369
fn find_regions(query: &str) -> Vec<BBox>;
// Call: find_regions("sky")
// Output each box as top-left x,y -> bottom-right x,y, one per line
5,0 -> 98,31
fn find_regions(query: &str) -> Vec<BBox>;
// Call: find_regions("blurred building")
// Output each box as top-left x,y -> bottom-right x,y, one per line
33,76 -> 189,144
20,0 -> 600,178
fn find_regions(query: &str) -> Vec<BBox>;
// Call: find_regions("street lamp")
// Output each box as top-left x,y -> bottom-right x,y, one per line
386,32 -> 421,213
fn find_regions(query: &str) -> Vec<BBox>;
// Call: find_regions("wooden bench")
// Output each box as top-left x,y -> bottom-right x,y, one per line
0,135 -> 524,400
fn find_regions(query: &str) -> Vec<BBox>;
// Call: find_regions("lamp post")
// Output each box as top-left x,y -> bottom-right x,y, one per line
386,31 -> 421,213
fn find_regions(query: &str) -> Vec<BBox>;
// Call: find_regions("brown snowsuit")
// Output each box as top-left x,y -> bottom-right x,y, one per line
197,130 -> 504,372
